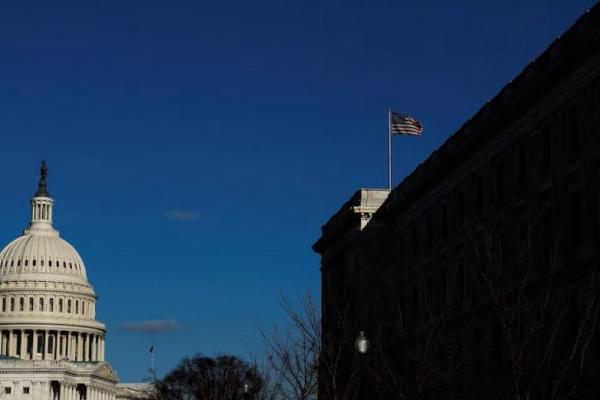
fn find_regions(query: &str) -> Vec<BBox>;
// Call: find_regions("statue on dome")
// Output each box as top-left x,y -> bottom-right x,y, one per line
35,160 -> 50,197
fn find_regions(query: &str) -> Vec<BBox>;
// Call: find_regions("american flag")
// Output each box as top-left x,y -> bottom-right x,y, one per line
390,112 -> 423,136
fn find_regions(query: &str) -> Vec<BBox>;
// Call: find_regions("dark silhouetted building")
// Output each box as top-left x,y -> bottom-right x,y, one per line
314,6 -> 600,400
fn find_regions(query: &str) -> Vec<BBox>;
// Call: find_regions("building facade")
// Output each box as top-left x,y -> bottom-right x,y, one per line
315,5 -> 600,399
0,163 -> 138,400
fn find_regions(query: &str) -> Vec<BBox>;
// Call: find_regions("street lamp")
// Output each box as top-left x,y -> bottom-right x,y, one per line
354,331 -> 369,354
242,382 -> 250,400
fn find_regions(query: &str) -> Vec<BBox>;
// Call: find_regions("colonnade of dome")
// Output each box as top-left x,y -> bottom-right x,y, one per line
0,329 -> 105,361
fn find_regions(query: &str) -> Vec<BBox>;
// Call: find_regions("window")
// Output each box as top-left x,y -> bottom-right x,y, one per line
63,262 -> 66,268
29,298 -> 33,311
19,298 -> 24,312
59,299 -> 63,313
442,203 -> 448,238
50,298 -> 54,312
5,387 -> 11,394
1,298 -> 4,312
24,259 -> 28,266
569,190 -> 582,245
397,234 -> 404,264
426,214 -> 432,249
476,177 -> 483,216
39,298 -> 44,312
518,145 -> 527,189
412,226 -> 418,259
496,161 -> 504,204
82,301 -> 85,315
48,336 -> 54,354
10,298 -> 14,312
32,259 -> 36,267
67,300 -> 71,313
543,207 -> 553,241
568,107 -> 580,153
441,265 -> 448,302
541,129 -> 551,175
23,387 -> 29,394
411,285 -> 418,319
75,300 -> 79,314
458,192 -> 465,225
49,260 -> 52,267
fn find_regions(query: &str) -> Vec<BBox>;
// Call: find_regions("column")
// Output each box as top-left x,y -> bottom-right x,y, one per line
91,335 -> 97,361
41,381 -> 49,400
99,337 -> 105,361
54,332 -> 58,360
8,330 -> 13,356
44,330 -> 49,359
20,330 -> 26,358
60,332 -> 65,359
82,334 -> 88,361
70,333 -> 76,360
32,330 -> 38,360
77,333 -> 83,361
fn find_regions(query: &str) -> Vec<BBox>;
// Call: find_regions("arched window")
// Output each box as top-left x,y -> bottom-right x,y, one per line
17,260 -> 21,267
49,298 -> 54,312
1,297 -> 5,312
75,300 -> 79,314
39,298 -> 44,312
59,299 -> 63,313
40,259 -> 44,267
82,301 -> 86,315
10,260 -> 13,267
49,260 -> 52,267
29,298 -> 33,311
63,262 -> 66,268
67,300 -> 71,313
24,259 -> 28,266
32,259 -> 36,267
10,298 -> 14,312
19,298 -> 24,311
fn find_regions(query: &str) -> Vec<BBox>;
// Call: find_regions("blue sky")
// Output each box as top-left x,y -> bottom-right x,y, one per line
0,0 -> 596,382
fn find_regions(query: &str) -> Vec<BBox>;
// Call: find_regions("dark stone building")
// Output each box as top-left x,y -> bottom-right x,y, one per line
314,6 -> 600,400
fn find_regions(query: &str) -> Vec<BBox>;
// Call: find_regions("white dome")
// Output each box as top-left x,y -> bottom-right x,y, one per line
0,234 -> 87,279
0,163 -> 107,364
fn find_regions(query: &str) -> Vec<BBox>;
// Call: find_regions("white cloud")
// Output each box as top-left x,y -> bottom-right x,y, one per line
163,209 -> 200,221
119,319 -> 183,333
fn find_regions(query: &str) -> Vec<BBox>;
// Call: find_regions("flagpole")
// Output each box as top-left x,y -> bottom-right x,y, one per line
388,107 -> 392,190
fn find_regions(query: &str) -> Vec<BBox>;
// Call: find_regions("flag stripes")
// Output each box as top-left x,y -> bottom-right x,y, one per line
390,112 -> 423,135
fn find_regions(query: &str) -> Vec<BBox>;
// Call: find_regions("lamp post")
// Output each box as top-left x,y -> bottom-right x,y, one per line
354,331 -> 369,399
242,382 -> 250,400
354,331 -> 369,354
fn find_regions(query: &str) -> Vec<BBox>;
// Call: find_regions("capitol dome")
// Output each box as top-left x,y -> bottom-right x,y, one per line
0,161 -> 106,362
0,235 -> 88,280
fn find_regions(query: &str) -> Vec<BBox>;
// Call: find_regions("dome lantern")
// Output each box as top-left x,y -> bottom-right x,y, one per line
25,161 -> 56,236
